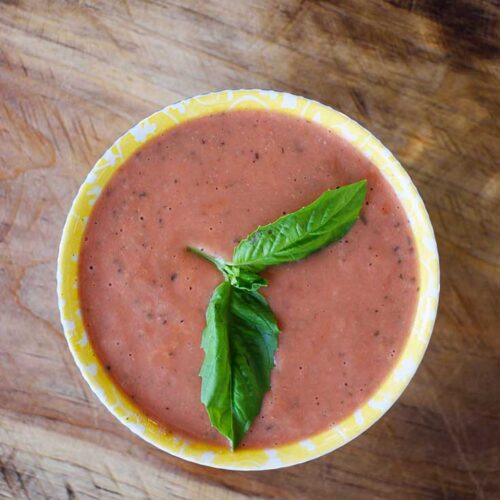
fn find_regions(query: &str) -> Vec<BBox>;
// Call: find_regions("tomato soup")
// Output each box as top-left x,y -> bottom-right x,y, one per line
79,110 -> 418,448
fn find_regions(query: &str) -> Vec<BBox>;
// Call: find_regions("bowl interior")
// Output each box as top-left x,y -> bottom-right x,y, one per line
57,89 -> 439,470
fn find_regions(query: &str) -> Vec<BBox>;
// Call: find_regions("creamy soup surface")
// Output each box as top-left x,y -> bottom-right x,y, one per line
79,110 -> 418,448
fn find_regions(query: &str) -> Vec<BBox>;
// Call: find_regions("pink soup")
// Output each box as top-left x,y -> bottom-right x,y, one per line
79,110 -> 418,449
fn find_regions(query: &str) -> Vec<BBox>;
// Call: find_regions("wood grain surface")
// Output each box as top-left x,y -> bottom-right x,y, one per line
1,0 -> 499,498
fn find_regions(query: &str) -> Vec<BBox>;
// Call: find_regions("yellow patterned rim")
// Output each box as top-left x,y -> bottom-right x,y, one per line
57,90 -> 439,470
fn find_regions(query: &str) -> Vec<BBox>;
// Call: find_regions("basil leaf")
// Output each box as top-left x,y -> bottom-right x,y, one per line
199,282 -> 233,443
232,180 -> 367,271
200,283 -> 279,449
187,247 -> 268,291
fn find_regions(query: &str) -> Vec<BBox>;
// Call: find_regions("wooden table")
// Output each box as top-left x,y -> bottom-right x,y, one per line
1,1 -> 499,498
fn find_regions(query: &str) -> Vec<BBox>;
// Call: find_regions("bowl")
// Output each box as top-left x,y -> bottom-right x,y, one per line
57,89 -> 439,470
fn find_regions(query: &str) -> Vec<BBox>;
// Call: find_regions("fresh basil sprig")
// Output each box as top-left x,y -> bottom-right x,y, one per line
200,282 -> 279,449
189,179 -> 367,449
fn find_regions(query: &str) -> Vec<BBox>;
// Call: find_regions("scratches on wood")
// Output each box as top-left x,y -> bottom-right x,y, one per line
0,102 -> 56,180
0,411 -> 254,499
0,452 -> 36,500
65,482 -> 76,500
0,222 -> 12,243
349,89 -> 369,117
421,371 -> 487,500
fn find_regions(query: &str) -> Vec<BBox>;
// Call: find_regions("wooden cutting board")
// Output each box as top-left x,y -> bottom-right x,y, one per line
1,1 -> 499,498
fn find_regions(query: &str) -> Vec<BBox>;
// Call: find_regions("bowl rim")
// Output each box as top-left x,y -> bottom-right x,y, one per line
57,89 -> 440,470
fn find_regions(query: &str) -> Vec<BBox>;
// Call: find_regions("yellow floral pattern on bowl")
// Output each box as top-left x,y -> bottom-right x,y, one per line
57,90 -> 439,470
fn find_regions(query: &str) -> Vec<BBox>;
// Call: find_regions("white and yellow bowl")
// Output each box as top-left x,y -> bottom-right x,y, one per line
57,90 -> 439,470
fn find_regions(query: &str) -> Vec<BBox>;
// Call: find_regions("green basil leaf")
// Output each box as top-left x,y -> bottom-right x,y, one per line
200,283 -> 279,449
199,282 -> 233,442
232,180 -> 367,271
